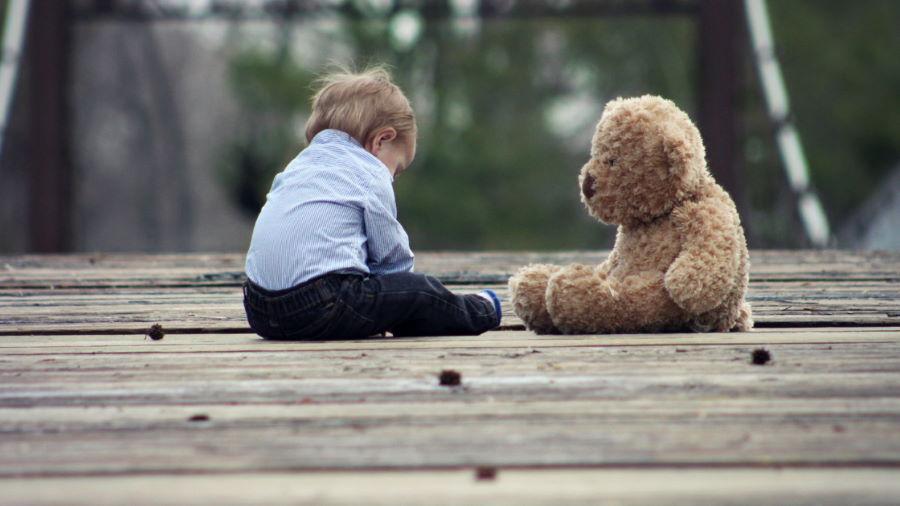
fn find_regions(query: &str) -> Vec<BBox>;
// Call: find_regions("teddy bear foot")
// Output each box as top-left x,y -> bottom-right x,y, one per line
509,264 -> 561,334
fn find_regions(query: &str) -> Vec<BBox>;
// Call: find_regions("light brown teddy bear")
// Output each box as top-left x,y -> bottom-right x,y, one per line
509,95 -> 752,334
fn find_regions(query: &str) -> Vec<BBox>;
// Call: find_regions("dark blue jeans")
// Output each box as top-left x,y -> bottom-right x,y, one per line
243,271 -> 499,340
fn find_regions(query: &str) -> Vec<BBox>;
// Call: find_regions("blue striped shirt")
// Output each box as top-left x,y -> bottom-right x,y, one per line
245,129 -> 415,290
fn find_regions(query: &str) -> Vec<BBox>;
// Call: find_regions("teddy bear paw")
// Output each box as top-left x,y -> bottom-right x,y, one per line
509,264 -> 560,334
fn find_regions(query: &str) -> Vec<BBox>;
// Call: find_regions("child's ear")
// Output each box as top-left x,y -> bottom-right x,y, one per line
381,127 -> 398,143
368,127 -> 398,154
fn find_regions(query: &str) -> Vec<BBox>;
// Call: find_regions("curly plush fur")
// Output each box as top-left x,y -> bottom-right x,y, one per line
509,95 -> 752,334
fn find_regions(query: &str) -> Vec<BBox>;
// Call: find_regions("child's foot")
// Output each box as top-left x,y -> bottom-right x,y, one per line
477,289 -> 502,324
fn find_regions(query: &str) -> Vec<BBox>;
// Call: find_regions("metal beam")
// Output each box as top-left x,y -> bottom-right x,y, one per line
698,0 -> 745,224
70,0 -> 700,22
27,0 -> 72,252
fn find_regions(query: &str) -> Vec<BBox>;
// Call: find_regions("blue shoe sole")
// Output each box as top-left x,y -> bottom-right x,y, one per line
481,289 -> 502,324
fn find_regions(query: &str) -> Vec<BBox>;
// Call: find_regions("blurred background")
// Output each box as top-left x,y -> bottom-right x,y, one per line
1,0 -> 898,254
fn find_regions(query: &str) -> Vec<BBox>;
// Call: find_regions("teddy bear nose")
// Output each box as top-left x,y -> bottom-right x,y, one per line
582,173 -> 596,199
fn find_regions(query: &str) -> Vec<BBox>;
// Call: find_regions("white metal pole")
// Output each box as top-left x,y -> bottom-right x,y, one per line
0,0 -> 31,160
744,0 -> 830,247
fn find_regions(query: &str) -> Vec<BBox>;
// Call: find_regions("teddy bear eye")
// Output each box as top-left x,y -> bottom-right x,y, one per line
606,158 -> 617,166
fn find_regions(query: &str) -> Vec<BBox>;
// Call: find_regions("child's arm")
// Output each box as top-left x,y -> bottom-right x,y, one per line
363,179 -> 415,274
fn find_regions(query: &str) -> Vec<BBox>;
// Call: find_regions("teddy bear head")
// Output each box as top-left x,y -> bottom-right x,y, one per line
578,95 -> 710,226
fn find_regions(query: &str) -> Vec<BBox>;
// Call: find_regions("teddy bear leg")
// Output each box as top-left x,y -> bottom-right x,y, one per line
615,272 -> 686,331
508,264 -> 561,334
548,269 -> 683,334
545,264 -> 620,334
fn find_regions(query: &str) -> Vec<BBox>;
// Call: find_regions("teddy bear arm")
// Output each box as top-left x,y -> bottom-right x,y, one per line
597,244 -> 620,278
664,199 -> 740,315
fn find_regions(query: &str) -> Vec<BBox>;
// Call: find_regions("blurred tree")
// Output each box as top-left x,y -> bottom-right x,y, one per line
770,0 -> 900,226
220,4 -> 694,250
219,47 -> 315,216
219,0 -> 899,250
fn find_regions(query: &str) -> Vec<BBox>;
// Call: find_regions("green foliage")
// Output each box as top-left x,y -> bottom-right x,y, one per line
390,17 -> 696,250
228,50 -> 315,112
221,13 -> 694,250
219,48 -> 314,216
219,1 -> 899,249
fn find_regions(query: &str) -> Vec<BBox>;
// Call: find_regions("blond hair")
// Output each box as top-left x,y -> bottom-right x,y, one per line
305,66 -> 416,146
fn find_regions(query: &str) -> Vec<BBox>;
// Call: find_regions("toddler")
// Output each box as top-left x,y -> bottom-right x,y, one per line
243,67 -> 501,340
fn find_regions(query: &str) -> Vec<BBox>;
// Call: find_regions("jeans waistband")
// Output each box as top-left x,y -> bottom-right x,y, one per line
243,272 -> 360,315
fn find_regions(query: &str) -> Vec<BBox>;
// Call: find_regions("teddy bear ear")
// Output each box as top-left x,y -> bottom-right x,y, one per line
661,121 -> 704,194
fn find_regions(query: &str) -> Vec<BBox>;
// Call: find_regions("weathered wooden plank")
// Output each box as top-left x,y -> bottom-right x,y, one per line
3,369 -> 900,407
2,250 -> 896,333
1,329 -> 898,361
2,250 -> 898,288
3,336 -> 900,475
4,282 -> 896,318
1,329 -> 898,354
4,344 -> 900,406
2,280 -> 899,334
3,278 -> 894,298
3,397 -> 899,430
4,279 -> 898,305
0,249 -> 891,274
0,252 -> 897,503
4,350 -> 900,397
2,407 -> 899,475
0,309 -> 890,333
3,468 -> 899,506
3,336 -> 897,372
2,310 -> 897,334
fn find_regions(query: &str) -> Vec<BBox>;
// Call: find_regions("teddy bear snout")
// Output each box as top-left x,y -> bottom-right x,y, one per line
582,173 -> 596,199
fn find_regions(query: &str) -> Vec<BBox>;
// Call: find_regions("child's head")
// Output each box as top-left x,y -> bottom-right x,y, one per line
306,66 -> 417,176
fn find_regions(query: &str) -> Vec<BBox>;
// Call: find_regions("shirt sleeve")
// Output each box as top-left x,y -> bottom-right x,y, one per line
363,175 -> 415,274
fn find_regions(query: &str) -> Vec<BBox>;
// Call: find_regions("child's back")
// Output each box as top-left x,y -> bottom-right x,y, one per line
242,67 -> 500,340
246,129 -> 412,291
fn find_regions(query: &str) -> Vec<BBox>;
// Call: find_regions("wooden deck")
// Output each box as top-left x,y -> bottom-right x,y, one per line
1,250 -> 899,504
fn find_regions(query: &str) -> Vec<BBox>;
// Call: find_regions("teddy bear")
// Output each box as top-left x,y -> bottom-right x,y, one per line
509,95 -> 752,334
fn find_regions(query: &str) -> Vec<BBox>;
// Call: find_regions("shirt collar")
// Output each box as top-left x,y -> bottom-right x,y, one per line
311,128 -> 362,147
311,129 -> 394,182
